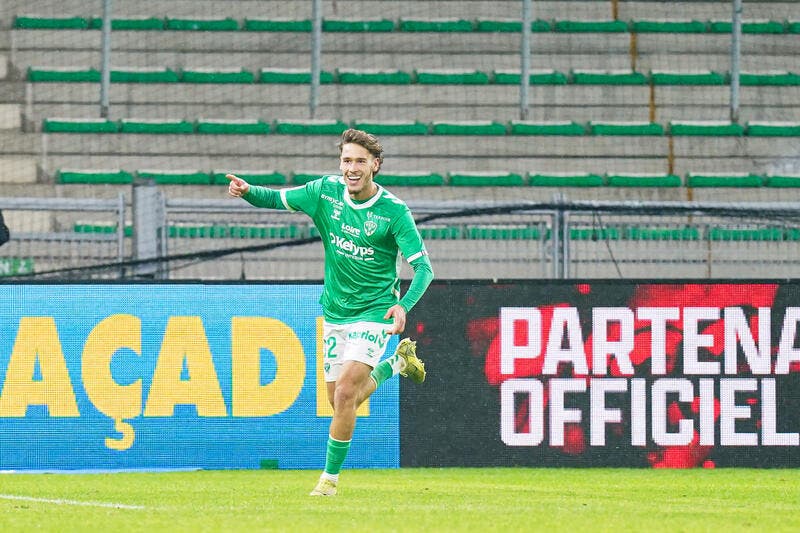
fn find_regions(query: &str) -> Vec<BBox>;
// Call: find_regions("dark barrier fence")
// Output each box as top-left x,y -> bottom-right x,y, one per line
402,280 -> 800,467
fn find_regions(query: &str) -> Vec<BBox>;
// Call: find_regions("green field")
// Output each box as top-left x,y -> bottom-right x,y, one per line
0,468 -> 798,531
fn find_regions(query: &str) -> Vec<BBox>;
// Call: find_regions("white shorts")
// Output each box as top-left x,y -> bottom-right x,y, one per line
322,320 -> 392,382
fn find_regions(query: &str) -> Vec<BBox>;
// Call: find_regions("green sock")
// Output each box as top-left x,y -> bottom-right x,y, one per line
324,436 -> 351,476
370,353 -> 405,388
370,360 -> 394,388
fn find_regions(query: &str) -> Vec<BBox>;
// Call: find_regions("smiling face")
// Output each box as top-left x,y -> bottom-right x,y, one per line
339,142 -> 380,201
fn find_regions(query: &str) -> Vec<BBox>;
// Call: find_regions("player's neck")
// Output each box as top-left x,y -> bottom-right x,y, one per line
350,182 -> 379,202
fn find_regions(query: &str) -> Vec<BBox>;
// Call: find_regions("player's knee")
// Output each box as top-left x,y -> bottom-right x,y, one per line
333,381 -> 359,409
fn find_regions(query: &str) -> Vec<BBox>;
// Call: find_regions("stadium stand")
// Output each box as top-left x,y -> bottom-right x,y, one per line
0,1 -> 799,211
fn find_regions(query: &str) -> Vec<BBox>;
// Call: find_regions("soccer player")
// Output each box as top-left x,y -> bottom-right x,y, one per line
227,128 -> 434,496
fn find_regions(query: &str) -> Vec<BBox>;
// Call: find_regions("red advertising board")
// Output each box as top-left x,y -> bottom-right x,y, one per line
401,281 -> 800,467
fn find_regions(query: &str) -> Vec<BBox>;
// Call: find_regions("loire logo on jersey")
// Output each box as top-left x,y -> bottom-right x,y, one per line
342,223 -> 361,237
329,233 -> 375,258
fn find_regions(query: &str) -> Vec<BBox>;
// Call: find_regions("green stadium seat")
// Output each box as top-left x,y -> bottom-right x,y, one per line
322,19 -> 394,32
111,67 -> 180,83
553,20 -> 629,33
570,227 -> 622,240
739,71 -> 800,86
336,69 -> 412,84
631,20 -> 707,33
259,68 -> 334,84
292,172 -> 326,184
196,119 -> 270,135
243,19 -> 312,32
764,174 -> 800,187
686,172 -> 763,187
529,172 -> 604,187
572,69 -> 648,85
475,19 -> 552,32
624,226 -> 700,240
399,18 -> 474,32
43,118 -> 118,133
510,120 -> 586,135
212,171 -> 286,185
449,171 -> 524,186
181,68 -> 255,84
74,223 -> 132,236
468,225 -> 542,239
606,173 -> 681,187
165,17 -> 239,31
350,120 -> 429,135
746,121 -> 800,137
649,69 -> 727,85
89,17 -> 165,30
492,69 -> 568,85
119,119 -> 194,134
14,15 -> 90,29
707,227 -> 785,241
274,119 -> 348,135
431,121 -> 506,135
263,225 -> 305,238
376,172 -> 444,186
415,69 -> 490,85
589,121 -> 664,135
669,121 -> 745,136
28,67 -> 100,83
57,169 -> 133,184
708,20 -> 786,34
173,225 -> 236,239
419,226 -> 463,239
137,170 -> 212,185
789,21 -> 800,34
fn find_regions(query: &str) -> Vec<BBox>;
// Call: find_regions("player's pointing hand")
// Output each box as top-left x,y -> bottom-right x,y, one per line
226,173 -> 250,197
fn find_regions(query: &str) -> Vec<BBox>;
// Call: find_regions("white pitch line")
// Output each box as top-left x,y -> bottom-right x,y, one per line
0,494 -> 145,510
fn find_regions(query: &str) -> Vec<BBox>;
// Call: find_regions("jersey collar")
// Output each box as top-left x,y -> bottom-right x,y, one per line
340,176 -> 383,210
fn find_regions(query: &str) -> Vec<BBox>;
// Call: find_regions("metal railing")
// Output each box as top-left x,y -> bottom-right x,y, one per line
5,192 -> 800,280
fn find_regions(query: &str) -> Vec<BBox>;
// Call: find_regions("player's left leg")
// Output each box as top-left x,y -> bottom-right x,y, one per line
312,321 -> 391,496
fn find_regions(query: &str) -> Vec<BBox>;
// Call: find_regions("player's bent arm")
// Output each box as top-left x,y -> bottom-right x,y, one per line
399,254 -> 434,312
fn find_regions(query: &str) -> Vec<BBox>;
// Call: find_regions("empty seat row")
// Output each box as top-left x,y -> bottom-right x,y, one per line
71,221 -> 800,242
13,15 -> 800,35
55,169 -> 800,188
41,117 -> 800,137
27,66 -> 800,86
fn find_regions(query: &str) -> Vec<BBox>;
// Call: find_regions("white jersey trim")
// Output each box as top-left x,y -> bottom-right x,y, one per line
279,188 -> 295,211
406,250 -> 427,263
340,176 -> 384,210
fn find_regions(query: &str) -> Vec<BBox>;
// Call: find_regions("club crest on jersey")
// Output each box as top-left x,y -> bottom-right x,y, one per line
364,220 -> 378,236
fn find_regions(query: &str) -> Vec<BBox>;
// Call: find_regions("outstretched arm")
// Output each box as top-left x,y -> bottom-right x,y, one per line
227,173 -> 286,209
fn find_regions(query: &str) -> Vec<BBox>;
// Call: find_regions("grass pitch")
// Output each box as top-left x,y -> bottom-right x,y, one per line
0,468 -> 797,532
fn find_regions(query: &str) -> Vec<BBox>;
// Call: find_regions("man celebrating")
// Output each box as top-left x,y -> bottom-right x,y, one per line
227,129 -> 434,496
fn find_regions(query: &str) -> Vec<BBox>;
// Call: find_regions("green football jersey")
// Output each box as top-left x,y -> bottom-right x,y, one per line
250,176 -> 430,324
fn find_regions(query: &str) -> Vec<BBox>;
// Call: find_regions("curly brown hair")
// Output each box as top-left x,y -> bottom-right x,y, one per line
338,128 -> 384,175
